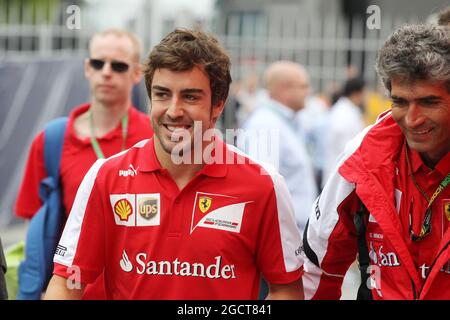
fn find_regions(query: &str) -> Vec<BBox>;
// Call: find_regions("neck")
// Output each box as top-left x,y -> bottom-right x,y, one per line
420,150 -> 447,169
154,138 -> 206,190
90,100 -> 130,137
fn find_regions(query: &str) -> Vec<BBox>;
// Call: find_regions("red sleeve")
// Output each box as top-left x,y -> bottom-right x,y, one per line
53,160 -> 106,285
15,131 -> 47,219
256,177 -> 303,284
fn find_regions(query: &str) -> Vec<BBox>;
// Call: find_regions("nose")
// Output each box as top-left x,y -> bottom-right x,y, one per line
404,103 -> 425,128
166,97 -> 184,119
101,62 -> 113,77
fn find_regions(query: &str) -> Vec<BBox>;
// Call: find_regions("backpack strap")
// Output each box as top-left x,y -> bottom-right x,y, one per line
44,118 -> 68,181
354,201 -> 373,300
17,117 -> 67,300
0,237 -> 8,300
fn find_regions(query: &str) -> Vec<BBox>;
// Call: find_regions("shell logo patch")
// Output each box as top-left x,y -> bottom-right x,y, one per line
114,199 -> 132,221
110,194 -> 160,227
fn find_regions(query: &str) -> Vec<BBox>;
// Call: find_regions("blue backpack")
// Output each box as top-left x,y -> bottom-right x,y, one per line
17,117 -> 68,300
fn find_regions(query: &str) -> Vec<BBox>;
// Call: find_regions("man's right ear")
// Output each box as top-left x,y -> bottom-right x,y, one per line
132,63 -> 143,84
84,58 -> 91,78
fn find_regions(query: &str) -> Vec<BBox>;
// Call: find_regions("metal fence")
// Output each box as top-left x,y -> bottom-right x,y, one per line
218,12 -> 421,93
1,3 -> 422,91
0,2 -> 423,228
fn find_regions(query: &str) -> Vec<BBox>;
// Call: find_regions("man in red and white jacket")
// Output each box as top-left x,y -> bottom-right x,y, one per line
303,24 -> 450,300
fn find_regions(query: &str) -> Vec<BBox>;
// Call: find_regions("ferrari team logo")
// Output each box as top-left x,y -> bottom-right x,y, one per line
191,192 -> 251,234
445,201 -> 450,222
114,199 -> 132,222
199,196 -> 212,213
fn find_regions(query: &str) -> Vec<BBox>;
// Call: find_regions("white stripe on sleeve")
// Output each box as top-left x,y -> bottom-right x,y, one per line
54,158 -> 106,267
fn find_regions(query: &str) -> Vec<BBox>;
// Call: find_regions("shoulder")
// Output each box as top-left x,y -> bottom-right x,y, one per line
224,143 -> 288,195
92,139 -> 150,180
336,112 -> 403,177
131,107 -> 150,122
129,107 -> 153,136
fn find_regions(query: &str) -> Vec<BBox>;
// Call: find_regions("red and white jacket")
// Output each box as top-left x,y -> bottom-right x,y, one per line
303,111 -> 450,300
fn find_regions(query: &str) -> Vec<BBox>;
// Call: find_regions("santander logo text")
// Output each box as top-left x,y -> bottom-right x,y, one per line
120,250 -> 237,280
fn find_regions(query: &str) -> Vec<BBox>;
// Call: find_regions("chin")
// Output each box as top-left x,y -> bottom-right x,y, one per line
407,141 -> 437,157
96,96 -> 116,105
160,137 -> 193,156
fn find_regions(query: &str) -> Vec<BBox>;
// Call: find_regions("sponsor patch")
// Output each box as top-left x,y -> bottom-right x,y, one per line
119,164 -> 139,177
190,192 -> 250,234
137,194 -> 160,226
55,244 -> 67,257
199,196 -> 212,213
110,194 -> 160,227
114,199 -> 133,222
443,199 -> 450,222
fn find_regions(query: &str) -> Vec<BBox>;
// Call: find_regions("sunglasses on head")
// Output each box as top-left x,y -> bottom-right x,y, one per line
89,58 -> 130,73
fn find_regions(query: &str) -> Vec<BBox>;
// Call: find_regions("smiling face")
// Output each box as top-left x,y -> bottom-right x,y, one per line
150,66 -> 224,158
390,77 -> 450,165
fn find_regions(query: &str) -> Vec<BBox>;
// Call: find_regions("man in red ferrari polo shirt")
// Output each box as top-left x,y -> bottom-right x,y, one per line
44,28 -> 304,300
15,29 -> 153,299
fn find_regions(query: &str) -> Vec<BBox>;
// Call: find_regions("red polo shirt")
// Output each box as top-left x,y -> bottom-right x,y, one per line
53,138 -> 303,299
395,142 -> 450,283
15,103 -> 153,219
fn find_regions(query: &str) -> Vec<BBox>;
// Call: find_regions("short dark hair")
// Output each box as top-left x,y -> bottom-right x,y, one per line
343,77 -> 365,97
375,24 -> 450,92
144,28 -> 232,106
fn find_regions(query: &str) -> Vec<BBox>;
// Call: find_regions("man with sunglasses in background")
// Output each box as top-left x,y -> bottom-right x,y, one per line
302,24 -> 449,300
14,29 -> 153,299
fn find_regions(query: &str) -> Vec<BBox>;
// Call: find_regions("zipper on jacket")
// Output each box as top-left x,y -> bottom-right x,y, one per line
411,280 -> 417,300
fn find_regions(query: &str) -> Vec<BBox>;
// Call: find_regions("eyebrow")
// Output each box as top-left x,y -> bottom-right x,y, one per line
391,95 -> 442,101
152,85 -> 170,92
151,86 -> 205,96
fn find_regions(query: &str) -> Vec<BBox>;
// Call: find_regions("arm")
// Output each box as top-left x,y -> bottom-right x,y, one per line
302,174 -> 359,299
50,160 -> 107,300
266,279 -> 304,300
256,172 -> 304,300
15,132 -> 47,219
44,275 -> 85,300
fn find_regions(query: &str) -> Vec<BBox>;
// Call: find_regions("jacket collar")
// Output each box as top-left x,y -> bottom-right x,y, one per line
339,112 -> 423,289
